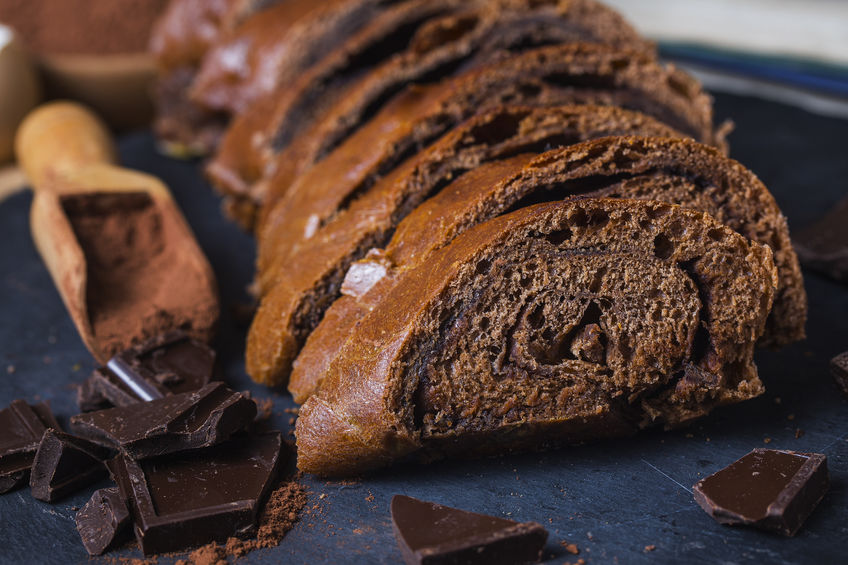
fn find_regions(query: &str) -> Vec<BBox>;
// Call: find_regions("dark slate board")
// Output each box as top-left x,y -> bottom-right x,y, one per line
0,92 -> 846,565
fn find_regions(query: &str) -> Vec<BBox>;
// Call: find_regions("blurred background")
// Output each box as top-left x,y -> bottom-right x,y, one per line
1,0 -> 847,198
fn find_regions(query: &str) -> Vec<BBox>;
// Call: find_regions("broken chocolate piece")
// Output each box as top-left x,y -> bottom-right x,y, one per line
107,432 -> 282,555
30,429 -> 112,502
794,194 -> 848,283
70,383 -> 256,459
77,331 -> 217,411
830,351 -> 848,397
391,495 -> 548,565
0,400 -> 60,493
693,449 -> 829,536
75,487 -> 131,556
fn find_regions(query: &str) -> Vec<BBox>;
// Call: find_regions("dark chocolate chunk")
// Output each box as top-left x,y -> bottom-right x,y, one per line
107,432 -> 282,555
77,331 -> 216,411
75,487 -> 131,556
391,495 -> 548,565
30,429 -> 113,502
794,195 -> 848,283
70,382 -> 256,459
831,351 -> 848,397
0,400 -> 60,493
693,448 -> 829,536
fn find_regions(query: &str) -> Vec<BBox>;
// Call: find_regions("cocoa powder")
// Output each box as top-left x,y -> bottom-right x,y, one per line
0,0 -> 168,54
175,480 -> 308,565
61,191 -> 218,360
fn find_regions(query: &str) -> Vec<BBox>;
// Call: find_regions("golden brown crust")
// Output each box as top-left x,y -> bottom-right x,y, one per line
295,198 -> 777,476
291,136 -> 804,401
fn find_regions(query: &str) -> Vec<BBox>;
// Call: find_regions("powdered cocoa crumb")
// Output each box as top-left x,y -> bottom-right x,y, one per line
254,397 -> 274,421
175,545 -> 226,565
175,480 -> 307,564
560,541 -> 579,554
105,556 -> 158,565
0,0 -> 168,54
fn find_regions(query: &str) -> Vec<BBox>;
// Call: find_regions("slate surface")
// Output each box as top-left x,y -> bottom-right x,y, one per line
0,92 -> 846,565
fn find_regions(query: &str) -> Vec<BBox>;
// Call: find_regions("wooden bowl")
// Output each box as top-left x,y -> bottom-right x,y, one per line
38,52 -> 155,131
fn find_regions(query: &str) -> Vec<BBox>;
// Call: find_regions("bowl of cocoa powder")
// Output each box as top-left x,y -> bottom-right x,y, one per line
0,0 -> 168,131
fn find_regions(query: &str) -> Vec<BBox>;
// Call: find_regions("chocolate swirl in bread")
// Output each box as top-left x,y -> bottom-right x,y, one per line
290,136 -> 804,401
245,106 -> 684,386
294,198 -> 777,476
207,0 -> 655,226
255,40 -> 720,296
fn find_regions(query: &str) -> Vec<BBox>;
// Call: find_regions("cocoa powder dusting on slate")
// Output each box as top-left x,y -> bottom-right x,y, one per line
0,0 -> 168,54
176,480 -> 308,564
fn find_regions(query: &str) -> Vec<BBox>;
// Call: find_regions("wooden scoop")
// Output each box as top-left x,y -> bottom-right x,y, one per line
16,102 -> 219,363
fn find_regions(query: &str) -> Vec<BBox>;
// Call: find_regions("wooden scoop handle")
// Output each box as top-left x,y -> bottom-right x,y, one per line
15,101 -> 117,190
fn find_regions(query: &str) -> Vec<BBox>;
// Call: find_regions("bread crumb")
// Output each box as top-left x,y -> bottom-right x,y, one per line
763,437 -> 772,444
644,545 -> 656,552
560,541 -> 579,554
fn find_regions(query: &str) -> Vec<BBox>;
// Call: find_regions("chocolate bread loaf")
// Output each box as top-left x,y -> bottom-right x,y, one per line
207,0 -> 655,227
255,41 -> 719,290
245,105 -> 684,387
152,0 -> 414,155
289,136 -> 805,401
295,198 -> 778,476
150,0 -> 284,154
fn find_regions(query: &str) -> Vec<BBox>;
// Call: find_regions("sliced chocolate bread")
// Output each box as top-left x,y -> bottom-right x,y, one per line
255,40 -> 720,292
295,198 -> 777,476
150,0 -> 285,154
207,0 -> 655,227
245,105 -> 684,386
290,136 -> 804,401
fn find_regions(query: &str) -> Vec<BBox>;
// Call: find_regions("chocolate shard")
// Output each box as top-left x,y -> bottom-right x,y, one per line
75,487 -> 131,556
794,194 -> 848,283
391,495 -> 548,565
693,449 -> 829,536
30,429 -> 113,502
830,351 -> 848,397
70,382 -> 256,459
107,432 -> 283,555
0,400 -> 60,493
77,331 -> 217,412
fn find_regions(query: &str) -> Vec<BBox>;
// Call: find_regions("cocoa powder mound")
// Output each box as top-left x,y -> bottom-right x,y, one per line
61,191 -> 218,360
176,480 -> 308,565
0,0 -> 168,54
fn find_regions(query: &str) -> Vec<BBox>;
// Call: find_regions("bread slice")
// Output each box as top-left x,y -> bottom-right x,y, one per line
295,198 -> 777,476
245,105 -> 684,386
206,0 -> 655,227
255,40 -> 720,293
291,136 -> 804,401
